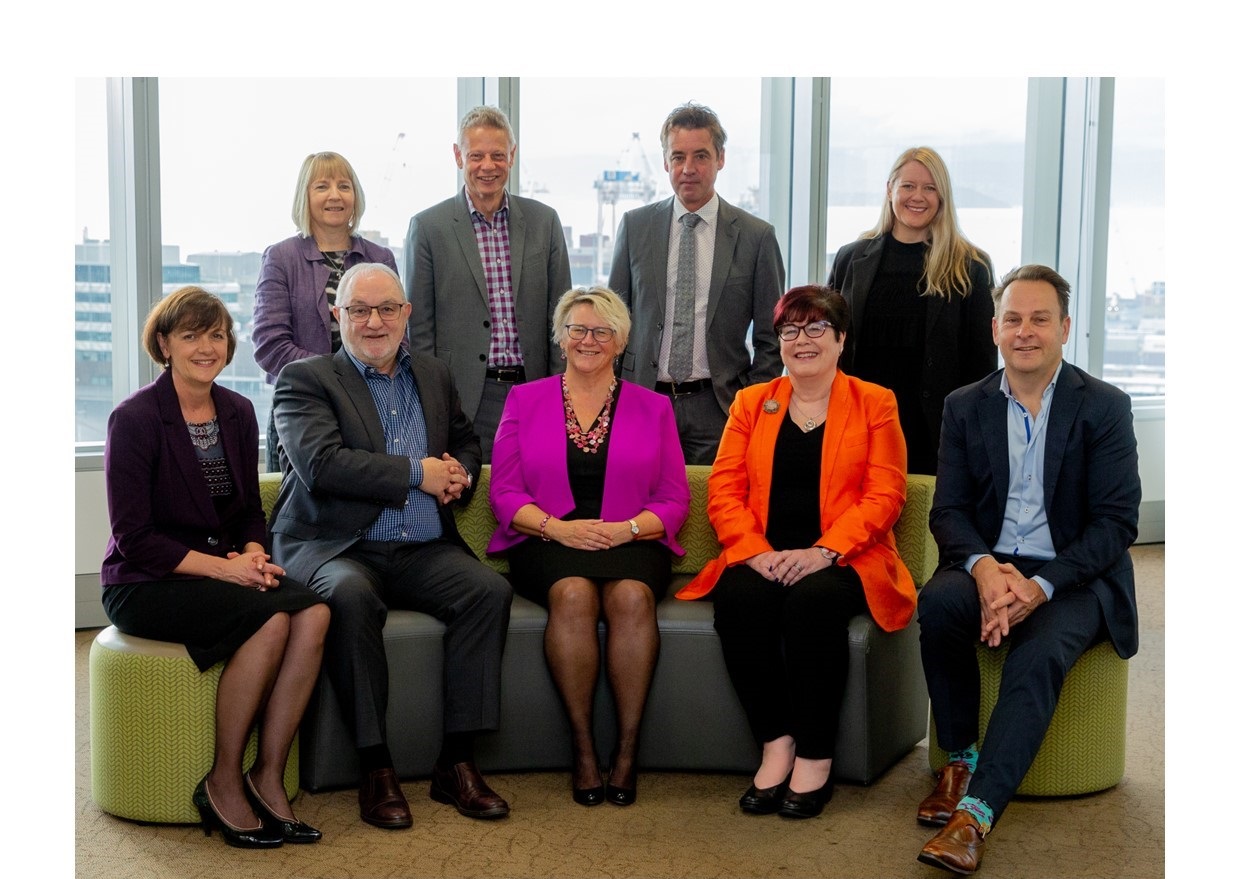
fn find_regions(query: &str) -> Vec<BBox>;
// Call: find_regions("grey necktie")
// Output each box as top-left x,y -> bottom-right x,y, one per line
670,212 -> 702,383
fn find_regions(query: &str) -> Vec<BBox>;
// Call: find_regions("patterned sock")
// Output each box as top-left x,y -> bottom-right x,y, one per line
956,796 -> 994,835
947,745 -> 979,772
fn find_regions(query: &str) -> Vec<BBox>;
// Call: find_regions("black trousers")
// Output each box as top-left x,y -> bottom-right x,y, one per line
918,558 -> 1106,823
712,563 -> 867,759
306,540 -> 512,749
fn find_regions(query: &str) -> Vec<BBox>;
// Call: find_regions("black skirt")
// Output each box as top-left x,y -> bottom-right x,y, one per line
101,577 -> 325,672
509,538 -> 671,608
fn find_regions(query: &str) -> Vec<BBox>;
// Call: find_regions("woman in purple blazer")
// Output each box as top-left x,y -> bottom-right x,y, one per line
252,151 -> 398,470
102,287 -> 330,848
488,286 -> 690,807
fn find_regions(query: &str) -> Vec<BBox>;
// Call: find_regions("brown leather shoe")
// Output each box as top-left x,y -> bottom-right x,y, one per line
917,761 -> 973,826
430,760 -> 510,819
358,768 -> 413,829
918,810 -> 986,874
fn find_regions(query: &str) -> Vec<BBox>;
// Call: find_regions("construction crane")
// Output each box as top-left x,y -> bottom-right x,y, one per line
593,132 -> 659,280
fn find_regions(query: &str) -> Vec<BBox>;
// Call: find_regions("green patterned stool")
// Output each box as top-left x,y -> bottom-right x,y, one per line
90,626 -> 299,823
929,640 -> 1128,796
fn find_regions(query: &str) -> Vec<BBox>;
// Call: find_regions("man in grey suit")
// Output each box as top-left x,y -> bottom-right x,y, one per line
404,105 -> 573,461
608,102 -> 786,464
271,263 -> 513,829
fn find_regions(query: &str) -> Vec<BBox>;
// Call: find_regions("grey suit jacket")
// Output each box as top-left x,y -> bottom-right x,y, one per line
608,196 -> 785,414
930,362 -> 1141,658
404,189 -> 573,418
268,348 -> 482,587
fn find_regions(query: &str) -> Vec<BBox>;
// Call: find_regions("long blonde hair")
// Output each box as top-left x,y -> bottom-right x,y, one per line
861,146 -> 990,300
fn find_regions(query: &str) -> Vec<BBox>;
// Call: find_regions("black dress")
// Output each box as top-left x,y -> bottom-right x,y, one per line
508,384 -> 671,607
853,236 -> 934,474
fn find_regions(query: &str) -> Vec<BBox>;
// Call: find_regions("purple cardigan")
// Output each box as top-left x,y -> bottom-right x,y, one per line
101,370 -> 267,586
252,234 -> 398,383
487,377 -> 690,555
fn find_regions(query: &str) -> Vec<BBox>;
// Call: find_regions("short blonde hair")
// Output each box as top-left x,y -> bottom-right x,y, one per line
552,286 -> 632,352
142,286 -> 236,367
291,151 -> 366,238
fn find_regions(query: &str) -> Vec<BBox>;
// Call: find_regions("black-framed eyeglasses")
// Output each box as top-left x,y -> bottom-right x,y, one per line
564,324 -> 616,343
340,302 -> 405,323
776,320 -> 833,341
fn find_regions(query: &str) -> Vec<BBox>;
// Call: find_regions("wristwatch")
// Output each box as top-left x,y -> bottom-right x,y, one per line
628,519 -> 640,537
818,546 -> 837,564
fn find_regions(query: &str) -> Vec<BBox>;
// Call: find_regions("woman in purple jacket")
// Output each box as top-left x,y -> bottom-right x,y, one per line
488,286 -> 690,808
253,151 -> 398,470
103,287 -> 330,848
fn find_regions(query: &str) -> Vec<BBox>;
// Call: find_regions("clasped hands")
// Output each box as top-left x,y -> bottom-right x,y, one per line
419,453 -> 471,505
973,556 -> 1048,646
746,547 -> 834,587
223,549 -> 285,591
546,518 -> 635,551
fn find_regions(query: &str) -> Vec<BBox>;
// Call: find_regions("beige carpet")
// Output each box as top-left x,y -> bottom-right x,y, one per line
75,545 -> 1164,879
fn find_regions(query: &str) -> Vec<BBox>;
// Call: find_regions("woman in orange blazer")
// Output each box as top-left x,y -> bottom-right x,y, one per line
678,285 -> 915,819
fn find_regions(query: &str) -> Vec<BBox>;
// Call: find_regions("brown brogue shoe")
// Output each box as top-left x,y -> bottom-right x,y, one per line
917,762 -> 972,826
358,768 -> 413,829
430,760 -> 510,819
917,810 -> 985,875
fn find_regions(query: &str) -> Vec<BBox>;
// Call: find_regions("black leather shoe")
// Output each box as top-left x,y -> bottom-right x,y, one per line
777,775 -> 835,819
739,774 -> 790,815
430,760 -> 510,819
573,785 -> 605,806
192,776 -> 283,848
358,768 -> 413,829
244,772 -> 322,843
605,780 -> 636,806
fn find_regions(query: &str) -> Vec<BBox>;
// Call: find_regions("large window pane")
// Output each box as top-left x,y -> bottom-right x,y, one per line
75,78 -> 112,443
520,78 -> 766,287
157,78 -> 458,436
1102,78 -> 1164,397
825,78 -> 1027,284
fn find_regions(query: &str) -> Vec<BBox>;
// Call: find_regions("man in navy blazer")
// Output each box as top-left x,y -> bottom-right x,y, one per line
608,102 -> 785,464
915,265 -> 1140,874
404,105 -> 572,461
271,263 -> 513,830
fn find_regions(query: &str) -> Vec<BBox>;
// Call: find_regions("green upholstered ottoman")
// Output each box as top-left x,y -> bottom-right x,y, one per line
90,626 -> 299,823
929,640 -> 1129,796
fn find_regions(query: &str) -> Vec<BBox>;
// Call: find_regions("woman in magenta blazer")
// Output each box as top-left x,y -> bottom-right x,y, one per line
488,286 -> 690,808
103,287 -> 330,848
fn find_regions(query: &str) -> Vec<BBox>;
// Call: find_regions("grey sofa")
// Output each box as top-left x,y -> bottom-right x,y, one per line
258,467 -> 938,792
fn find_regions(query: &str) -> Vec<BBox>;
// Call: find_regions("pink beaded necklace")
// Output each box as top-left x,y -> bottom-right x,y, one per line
562,375 -> 617,454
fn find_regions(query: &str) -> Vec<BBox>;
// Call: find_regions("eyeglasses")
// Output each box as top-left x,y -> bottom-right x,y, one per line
564,324 -> 616,343
776,320 -> 833,341
340,302 -> 405,323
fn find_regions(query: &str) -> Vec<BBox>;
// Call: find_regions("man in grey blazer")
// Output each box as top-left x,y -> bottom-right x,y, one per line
915,265 -> 1140,874
608,102 -> 785,464
404,105 -> 573,461
271,263 -> 513,829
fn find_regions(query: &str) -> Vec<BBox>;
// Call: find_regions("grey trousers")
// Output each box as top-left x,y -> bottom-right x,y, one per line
307,539 -> 512,748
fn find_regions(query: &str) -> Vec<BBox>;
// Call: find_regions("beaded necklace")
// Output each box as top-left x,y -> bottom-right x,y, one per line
562,375 -> 617,454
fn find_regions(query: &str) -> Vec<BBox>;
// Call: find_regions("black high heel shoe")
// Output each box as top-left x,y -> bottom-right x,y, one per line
244,772 -> 322,843
739,773 -> 791,815
192,776 -> 283,848
571,748 -> 605,807
777,774 -> 835,819
605,749 -> 637,806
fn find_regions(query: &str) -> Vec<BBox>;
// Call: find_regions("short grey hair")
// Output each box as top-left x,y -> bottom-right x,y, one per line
337,263 -> 403,306
456,106 -> 515,151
